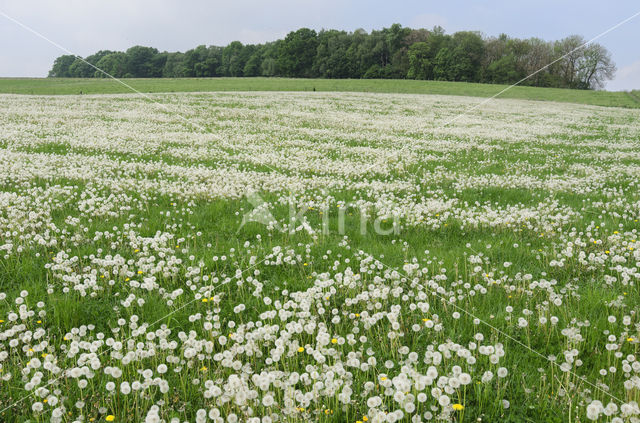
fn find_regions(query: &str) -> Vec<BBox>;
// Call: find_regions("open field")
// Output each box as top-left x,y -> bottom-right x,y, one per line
1,77 -> 640,108
1,90 -> 640,422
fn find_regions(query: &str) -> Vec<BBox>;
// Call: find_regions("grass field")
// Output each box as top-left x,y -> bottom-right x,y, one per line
1,77 -> 639,108
1,89 -> 640,423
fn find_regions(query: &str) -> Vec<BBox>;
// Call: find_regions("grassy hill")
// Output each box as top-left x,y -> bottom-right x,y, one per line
0,77 -> 638,108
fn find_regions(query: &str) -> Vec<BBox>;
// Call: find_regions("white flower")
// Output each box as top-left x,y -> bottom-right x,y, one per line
262,394 -> 275,407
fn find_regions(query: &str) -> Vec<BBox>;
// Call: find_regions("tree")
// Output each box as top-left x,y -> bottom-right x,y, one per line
433,47 -> 455,80
554,35 -> 586,88
222,41 -> 250,77
260,41 -> 281,76
448,31 -> 484,82
150,53 -> 168,77
407,42 -> 431,79
484,54 -> 522,84
384,24 -> 412,77
407,28 -> 449,80
577,43 -> 616,89
244,50 -> 263,76
94,52 -> 128,78
519,38 -> 554,86
48,55 -> 76,77
313,30 -> 354,78
162,52 -> 186,77
65,50 -> 115,77
46,26 -> 616,90
277,28 -> 318,77
68,59 -> 95,78
125,46 -> 159,77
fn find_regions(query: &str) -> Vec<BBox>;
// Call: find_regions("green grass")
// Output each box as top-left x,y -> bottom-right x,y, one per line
0,91 -> 639,422
1,77 -> 638,108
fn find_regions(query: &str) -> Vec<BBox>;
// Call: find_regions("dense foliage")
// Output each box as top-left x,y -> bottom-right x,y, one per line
49,24 -> 616,89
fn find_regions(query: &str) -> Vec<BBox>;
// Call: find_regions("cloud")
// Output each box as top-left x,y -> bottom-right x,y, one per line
606,60 -> 640,91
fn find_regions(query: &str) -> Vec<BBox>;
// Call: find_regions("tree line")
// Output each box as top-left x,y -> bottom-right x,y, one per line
49,24 -> 616,89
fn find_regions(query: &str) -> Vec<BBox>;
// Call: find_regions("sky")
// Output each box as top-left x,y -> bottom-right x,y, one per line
0,0 -> 638,90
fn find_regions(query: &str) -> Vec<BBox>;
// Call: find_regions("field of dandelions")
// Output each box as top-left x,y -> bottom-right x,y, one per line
1,91 -> 640,423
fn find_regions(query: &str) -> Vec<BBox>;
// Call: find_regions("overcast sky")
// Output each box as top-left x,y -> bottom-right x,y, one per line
0,0 -> 638,90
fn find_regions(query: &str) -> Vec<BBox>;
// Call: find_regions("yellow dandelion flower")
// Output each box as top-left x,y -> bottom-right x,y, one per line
106,416 -> 115,422
298,347 -> 304,352
331,338 -> 338,344
452,404 -> 464,411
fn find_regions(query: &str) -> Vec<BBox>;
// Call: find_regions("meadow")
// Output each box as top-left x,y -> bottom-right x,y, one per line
0,89 -> 640,423
1,77 -> 640,109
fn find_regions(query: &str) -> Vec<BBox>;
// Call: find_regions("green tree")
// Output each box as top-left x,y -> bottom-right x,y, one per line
162,52 -> 186,77
94,52 -> 128,78
244,50 -> 263,77
68,59 -> 94,78
407,42 -> 431,79
125,46 -> 159,77
222,41 -> 251,77
259,41 -> 281,76
150,53 -> 168,77
433,47 -> 455,80
385,23 -> 412,77
313,30 -> 354,78
46,25 -> 616,89
576,43 -> 616,89
48,55 -> 76,77
449,31 -> 484,82
484,54 -> 522,83
277,28 -> 318,77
